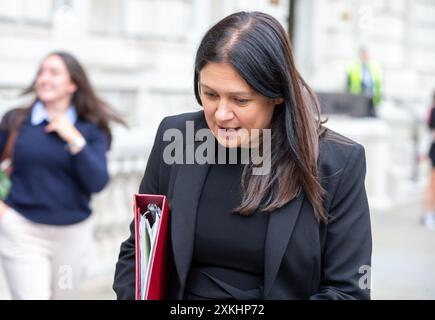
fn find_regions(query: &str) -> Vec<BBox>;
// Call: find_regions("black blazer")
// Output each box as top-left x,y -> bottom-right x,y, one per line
113,111 -> 372,300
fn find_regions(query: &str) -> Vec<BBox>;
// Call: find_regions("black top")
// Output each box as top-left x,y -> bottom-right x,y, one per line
184,146 -> 269,299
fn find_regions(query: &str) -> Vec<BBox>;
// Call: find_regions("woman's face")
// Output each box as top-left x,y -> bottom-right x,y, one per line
200,62 -> 281,148
35,55 -> 77,105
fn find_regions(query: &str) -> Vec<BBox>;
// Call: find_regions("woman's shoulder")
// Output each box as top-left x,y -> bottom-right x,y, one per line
158,110 -> 206,133
318,128 -> 367,210
0,106 -> 31,131
76,118 -> 108,140
318,127 -> 365,173
76,119 -> 98,131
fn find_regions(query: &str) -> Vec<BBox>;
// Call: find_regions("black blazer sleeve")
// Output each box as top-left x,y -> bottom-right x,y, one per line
311,144 -> 372,300
112,120 -> 165,300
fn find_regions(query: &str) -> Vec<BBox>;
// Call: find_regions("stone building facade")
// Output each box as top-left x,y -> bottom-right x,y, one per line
0,0 -> 435,298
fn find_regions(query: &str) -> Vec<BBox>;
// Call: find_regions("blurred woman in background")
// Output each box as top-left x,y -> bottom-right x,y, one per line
0,51 -> 126,299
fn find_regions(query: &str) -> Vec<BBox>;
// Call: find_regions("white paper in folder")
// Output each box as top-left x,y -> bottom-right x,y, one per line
138,203 -> 162,300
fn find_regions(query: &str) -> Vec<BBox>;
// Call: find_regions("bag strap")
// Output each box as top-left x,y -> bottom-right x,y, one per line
0,112 -> 27,174
0,128 -> 20,162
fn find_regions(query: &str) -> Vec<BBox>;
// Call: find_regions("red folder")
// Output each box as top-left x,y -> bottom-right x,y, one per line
134,194 -> 172,300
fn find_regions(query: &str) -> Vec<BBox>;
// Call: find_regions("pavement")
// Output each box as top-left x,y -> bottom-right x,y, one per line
371,200 -> 435,299
1,196 -> 434,300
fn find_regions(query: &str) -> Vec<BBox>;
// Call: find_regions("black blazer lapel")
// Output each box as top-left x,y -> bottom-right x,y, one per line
170,162 -> 209,298
169,115 -> 210,298
263,191 -> 305,297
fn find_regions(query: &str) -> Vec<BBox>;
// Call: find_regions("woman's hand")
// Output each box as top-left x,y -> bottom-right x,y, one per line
0,200 -> 9,220
45,114 -> 86,152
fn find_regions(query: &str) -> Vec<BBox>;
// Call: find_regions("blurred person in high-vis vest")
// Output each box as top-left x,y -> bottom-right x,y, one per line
346,48 -> 382,117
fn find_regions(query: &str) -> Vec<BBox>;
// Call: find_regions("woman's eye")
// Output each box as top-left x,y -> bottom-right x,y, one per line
204,92 -> 217,98
234,98 -> 250,105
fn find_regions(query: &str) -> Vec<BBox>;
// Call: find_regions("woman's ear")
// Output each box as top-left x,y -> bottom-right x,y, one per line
69,82 -> 78,95
274,97 -> 284,105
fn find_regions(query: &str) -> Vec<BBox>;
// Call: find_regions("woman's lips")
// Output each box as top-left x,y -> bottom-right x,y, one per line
217,126 -> 241,138
37,87 -> 54,94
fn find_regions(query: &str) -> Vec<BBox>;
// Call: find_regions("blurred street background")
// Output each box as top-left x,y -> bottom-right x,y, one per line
0,0 -> 434,299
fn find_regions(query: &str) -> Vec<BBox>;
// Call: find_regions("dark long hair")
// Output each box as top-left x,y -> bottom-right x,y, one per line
194,11 -> 328,222
5,51 -> 127,148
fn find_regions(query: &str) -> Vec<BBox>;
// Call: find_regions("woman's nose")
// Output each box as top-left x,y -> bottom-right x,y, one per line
215,100 -> 234,121
37,73 -> 50,83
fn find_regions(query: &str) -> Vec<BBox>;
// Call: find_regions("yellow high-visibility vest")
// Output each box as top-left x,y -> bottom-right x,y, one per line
347,62 -> 382,106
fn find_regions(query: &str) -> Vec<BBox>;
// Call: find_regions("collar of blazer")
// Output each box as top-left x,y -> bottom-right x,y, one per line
168,112 -> 306,298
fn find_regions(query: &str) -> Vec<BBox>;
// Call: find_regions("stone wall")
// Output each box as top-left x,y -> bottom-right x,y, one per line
293,0 -> 435,120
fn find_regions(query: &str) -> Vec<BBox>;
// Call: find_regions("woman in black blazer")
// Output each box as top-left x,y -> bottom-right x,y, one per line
114,11 -> 372,300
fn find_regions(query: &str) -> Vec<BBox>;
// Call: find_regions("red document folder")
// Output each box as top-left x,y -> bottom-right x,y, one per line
134,194 -> 172,300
